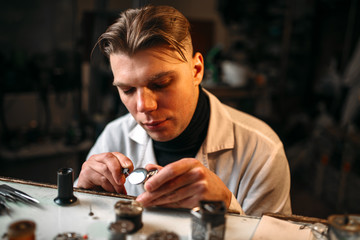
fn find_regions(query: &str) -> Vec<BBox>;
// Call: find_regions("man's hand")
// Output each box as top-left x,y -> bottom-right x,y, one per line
76,152 -> 134,194
136,158 -> 232,209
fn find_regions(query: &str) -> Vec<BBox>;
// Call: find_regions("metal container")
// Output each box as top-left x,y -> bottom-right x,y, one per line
114,200 -> 143,233
7,220 -> 36,240
191,201 -> 226,240
328,214 -> 360,240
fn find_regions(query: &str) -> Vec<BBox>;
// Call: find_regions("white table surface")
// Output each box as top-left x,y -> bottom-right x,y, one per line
0,178 -> 260,240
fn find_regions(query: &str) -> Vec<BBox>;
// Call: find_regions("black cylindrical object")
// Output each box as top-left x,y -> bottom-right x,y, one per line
191,201 -> 226,240
147,231 -> 179,240
114,200 -> 143,233
109,220 -> 134,240
54,168 -> 77,206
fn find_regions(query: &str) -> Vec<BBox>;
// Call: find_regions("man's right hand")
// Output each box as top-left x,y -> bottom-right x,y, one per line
76,152 -> 133,194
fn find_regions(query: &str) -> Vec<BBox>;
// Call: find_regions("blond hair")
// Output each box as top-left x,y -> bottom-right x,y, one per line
96,5 -> 192,62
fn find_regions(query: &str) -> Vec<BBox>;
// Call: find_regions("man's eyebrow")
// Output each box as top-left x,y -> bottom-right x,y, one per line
112,81 -> 127,87
147,70 -> 175,82
113,70 -> 175,87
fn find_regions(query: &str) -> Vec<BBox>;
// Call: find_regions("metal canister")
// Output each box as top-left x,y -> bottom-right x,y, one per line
114,200 -> 144,233
147,230 -> 179,240
109,220 -> 134,240
191,201 -> 226,240
53,232 -> 84,240
328,214 -> 360,240
7,220 -> 36,240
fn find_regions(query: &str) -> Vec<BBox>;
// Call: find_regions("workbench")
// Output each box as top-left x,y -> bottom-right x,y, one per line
0,177 -> 260,240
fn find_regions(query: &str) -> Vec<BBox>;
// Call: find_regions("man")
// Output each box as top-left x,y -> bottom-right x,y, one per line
76,5 -> 291,216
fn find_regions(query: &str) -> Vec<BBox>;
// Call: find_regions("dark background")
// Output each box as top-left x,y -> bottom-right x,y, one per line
1,0 -> 359,219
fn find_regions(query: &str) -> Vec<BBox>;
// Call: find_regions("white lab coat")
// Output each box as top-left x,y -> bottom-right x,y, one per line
82,90 -> 292,216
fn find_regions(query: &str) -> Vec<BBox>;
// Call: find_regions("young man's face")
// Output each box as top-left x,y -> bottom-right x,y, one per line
110,46 -> 204,142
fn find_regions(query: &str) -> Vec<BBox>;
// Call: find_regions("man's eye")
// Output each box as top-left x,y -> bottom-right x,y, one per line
153,84 -> 165,89
122,87 -> 135,95
151,82 -> 170,90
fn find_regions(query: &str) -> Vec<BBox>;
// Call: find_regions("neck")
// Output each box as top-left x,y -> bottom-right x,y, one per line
153,85 -> 210,166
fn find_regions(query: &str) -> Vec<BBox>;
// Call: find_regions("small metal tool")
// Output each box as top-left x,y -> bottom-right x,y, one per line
127,168 -> 158,185
0,185 -> 40,216
89,204 -> 94,217
0,196 -> 11,215
0,184 -> 40,204
122,168 -> 130,177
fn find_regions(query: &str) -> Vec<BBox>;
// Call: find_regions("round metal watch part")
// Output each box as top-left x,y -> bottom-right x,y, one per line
114,200 -> 144,233
147,230 -> 180,240
53,232 -> 84,240
109,220 -> 135,240
128,168 -> 158,185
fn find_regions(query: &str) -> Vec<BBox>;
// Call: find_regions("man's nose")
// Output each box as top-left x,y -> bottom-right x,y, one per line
137,88 -> 157,112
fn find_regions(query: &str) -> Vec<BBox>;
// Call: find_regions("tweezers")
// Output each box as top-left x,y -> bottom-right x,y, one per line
0,195 -> 11,215
0,184 -> 40,204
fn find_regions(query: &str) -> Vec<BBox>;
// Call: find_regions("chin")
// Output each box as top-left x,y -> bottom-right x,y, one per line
151,136 -> 173,142
149,132 -> 177,142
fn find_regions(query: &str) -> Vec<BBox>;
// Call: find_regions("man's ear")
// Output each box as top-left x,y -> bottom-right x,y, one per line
192,52 -> 204,86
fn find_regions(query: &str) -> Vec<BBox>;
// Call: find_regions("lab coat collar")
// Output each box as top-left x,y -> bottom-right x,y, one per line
203,89 -> 235,153
129,123 -> 149,145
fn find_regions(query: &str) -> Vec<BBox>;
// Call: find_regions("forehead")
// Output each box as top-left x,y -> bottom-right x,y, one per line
110,47 -> 189,84
111,43 -> 191,65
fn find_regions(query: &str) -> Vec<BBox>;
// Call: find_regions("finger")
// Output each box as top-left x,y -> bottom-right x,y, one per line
89,158 -> 121,186
78,170 -> 116,192
144,164 -> 163,172
157,195 -> 199,209
147,161 -> 205,195
82,154 -> 127,193
137,169 -> 203,205
84,153 -> 121,185
77,161 -> 101,189
91,169 -> 127,194
144,158 -> 200,192
95,172 -> 126,194
91,152 -> 132,185
111,152 -> 134,174
97,152 -> 127,185
91,164 -> 126,194
142,180 -> 204,207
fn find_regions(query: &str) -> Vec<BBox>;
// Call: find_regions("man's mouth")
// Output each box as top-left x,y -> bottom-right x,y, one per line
142,120 -> 167,129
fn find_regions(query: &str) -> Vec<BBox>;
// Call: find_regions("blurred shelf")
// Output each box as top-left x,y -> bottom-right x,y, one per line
0,140 -> 93,162
206,86 -> 264,100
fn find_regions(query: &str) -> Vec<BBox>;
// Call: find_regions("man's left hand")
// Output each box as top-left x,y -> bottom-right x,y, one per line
135,158 -> 232,209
